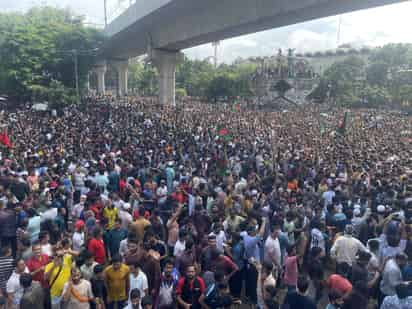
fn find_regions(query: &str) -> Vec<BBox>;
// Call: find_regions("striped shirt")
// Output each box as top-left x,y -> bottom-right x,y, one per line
0,256 -> 14,292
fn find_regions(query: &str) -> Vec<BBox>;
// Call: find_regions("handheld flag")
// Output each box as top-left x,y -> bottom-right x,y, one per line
0,131 -> 12,148
218,126 -> 232,142
338,111 -> 349,136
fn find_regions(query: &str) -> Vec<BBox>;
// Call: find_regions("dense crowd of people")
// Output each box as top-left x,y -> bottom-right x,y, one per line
0,97 -> 411,309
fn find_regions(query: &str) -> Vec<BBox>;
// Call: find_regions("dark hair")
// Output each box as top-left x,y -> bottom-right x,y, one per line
367,239 -> 380,252
328,289 -> 342,302
163,257 -> 175,268
271,223 -> 281,233
132,261 -> 142,269
19,273 -> 32,288
357,250 -> 371,263
61,238 -> 70,247
128,233 -> 138,242
93,226 -> 102,238
214,269 -> 225,283
141,295 -> 153,306
39,231 -> 49,241
185,238 -> 194,250
83,251 -> 94,260
286,244 -> 296,255
262,261 -> 274,273
130,288 -> 141,300
297,276 -> 309,293
178,229 -> 187,238
26,208 -> 38,217
395,283 -> 410,299
111,254 -> 121,264
21,237 -> 31,248
32,240 -> 41,248
0,245 -> 11,256
94,264 -> 104,274
210,248 -> 221,260
310,247 -> 323,259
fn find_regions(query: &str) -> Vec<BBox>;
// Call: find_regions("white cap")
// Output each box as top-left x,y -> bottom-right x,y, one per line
377,205 -> 386,213
122,203 -> 131,210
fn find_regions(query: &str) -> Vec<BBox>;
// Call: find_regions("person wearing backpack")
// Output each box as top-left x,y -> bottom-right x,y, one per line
176,265 -> 205,309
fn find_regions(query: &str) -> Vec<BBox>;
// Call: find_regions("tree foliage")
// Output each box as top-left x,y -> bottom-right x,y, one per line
127,56 -> 255,101
0,7 -> 104,102
309,43 -> 412,109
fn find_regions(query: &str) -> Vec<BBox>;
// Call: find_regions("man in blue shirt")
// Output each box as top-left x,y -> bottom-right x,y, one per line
240,217 -> 267,304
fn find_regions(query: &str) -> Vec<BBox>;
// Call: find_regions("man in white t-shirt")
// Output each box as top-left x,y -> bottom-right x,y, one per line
119,203 -> 133,230
6,259 -> 29,308
173,230 -> 187,258
209,223 -> 227,253
129,262 -> 149,301
322,187 -> 335,208
264,224 -> 281,271
156,180 -> 168,206
72,220 -> 85,251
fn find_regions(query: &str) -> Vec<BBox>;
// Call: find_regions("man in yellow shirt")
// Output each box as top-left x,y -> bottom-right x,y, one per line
44,249 -> 72,309
103,199 -> 118,230
104,254 -> 129,309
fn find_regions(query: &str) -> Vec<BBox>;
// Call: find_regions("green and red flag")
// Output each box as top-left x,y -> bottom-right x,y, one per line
218,126 -> 232,142
232,103 -> 241,112
338,111 -> 350,136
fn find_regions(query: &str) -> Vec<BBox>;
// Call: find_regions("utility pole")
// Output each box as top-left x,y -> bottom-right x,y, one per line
212,41 -> 220,68
73,50 -> 79,99
104,0 -> 108,27
337,15 -> 342,47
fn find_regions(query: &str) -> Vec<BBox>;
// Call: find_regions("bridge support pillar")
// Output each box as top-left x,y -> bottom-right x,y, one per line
114,60 -> 129,96
95,63 -> 107,96
152,49 -> 183,105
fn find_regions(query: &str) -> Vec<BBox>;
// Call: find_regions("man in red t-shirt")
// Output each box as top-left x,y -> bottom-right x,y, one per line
327,274 -> 353,297
176,265 -> 205,309
26,242 -> 49,288
88,226 -> 106,264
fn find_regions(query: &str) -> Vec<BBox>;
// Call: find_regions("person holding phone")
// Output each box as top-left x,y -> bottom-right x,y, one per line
44,248 -> 72,309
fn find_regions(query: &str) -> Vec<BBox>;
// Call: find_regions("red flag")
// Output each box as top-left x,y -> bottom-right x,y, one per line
219,128 -> 229,136
0,132 -> 12,148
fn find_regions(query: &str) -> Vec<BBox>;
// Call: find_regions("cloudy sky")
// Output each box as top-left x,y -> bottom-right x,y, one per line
3,0 -> 412,63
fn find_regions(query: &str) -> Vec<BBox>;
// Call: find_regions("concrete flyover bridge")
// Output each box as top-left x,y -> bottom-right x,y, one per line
96,0 -> 407,104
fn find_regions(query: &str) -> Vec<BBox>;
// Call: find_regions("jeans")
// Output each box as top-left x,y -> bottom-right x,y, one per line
245,263 -> 258,304
229,268 -> 244,298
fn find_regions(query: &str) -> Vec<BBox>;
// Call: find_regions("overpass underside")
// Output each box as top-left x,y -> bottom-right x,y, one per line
98,0 -> 407,104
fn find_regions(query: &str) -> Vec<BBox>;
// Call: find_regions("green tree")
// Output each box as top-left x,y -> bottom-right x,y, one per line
366,62 -> 389,86
360,85 -> 391,107
0,6 -> 103,102
206,73 -> 237,102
